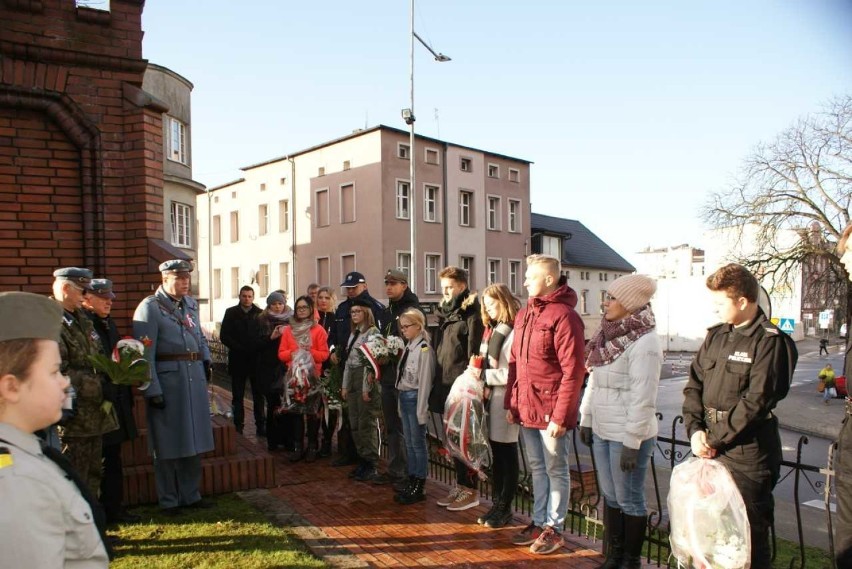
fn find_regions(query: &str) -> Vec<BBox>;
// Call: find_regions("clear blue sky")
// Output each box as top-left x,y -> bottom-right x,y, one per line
141,1 -> 852,265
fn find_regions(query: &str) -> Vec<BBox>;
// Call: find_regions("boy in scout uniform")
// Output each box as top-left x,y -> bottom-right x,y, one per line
0,291 -> 110,567
53,267 -> 118,496
133,260 -> 215,514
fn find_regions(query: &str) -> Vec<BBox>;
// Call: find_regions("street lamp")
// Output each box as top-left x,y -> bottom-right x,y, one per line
405,0 -> 451,294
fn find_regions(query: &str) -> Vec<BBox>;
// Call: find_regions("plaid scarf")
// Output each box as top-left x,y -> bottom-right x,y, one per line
585,305 -> 656,369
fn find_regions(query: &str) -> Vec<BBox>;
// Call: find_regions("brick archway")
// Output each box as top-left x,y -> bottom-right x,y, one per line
0,85 -> 104,290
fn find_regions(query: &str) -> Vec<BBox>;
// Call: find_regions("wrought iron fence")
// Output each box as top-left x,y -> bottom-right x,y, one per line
404,411 -> 837,568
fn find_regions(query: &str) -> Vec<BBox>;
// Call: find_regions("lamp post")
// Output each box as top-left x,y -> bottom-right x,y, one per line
402,0 -> 450,294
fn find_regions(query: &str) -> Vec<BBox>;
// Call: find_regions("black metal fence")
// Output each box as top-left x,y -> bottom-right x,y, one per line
414,411 -> 837,568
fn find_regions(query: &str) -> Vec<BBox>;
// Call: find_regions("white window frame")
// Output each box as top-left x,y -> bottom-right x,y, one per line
230,210 -> 239,242
423,184 -> 441,223
486,195 -> 502,231
212,214 -> 221,246
509,168 -> 520,183
487,163 -> 500,178
459,190 -> 472,227
230,267 -> 239,297
213,268 -> 222,299
339,182 -> 356,224
170,202 -> 192,248
541,235 -> 561,258
508,199 -> 522,233
258,264 -> 269,297
396,251 -> 411,280
167,116 -> 186,164
278,199 -> 290,233
580,289 -> 589,315
260,183 -> 266,192
398,142 -> 411,159
487,257 -> 501,285
258,204 -> 269,236
396,179 -> 410,220
424,253 -> 442,294
459,255 -> 475,290
279,262 -> 290,294
315,188 -> 330,227
508,259 -> 522,294
425,147 -> 440,165
343,160 -> 351,171
460,157 -> 472,173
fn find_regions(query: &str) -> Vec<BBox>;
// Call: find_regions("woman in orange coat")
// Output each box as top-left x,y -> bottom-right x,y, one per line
278,295 -> 329,462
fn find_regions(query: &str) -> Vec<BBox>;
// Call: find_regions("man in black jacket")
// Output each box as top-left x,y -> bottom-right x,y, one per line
373,269 -> 421,487
331,272 -> 389,466
83,278 -> 140,524
220,286 -> 263,435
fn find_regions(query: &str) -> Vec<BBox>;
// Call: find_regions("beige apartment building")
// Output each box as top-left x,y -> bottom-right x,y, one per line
196,126 -> 531,325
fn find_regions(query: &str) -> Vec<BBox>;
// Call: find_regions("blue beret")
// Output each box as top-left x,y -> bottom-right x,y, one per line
159,259 -> 193,273
90,278 -> 116,299
53,267 -> 93,290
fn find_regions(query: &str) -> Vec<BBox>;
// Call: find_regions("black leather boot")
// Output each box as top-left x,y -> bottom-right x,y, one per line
619,514 -> 646,569
397,477 -> 426,505
599,504 -> 625,569
394,476 -> 415,502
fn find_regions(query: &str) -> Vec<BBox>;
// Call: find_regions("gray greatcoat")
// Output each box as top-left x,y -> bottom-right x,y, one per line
133,287 -> 214,460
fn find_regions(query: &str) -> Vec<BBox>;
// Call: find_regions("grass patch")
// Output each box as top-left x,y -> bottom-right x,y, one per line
110,494 -> 327,569
772,536 -> 834,569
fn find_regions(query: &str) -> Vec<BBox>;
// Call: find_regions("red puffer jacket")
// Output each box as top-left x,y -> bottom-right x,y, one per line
505,283 -> 586,429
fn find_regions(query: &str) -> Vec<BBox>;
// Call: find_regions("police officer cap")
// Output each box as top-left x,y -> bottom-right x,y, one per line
340,271 -> 366,288
0,292 -> 63,343
384,269 -> 408,284
52,267 -> 94,290
90,278 -> 116,299
159,259 -> 193,274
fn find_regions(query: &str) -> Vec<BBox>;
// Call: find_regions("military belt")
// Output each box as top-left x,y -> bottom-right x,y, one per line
157,352 -> 202,362
704,406 -> 729,425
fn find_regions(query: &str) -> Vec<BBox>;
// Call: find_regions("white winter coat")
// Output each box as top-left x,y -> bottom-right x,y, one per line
483,329 -> 520,444
578,331 -> 663,449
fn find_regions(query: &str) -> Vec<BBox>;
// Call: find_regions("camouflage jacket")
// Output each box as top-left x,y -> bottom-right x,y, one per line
57,306 -> 115,437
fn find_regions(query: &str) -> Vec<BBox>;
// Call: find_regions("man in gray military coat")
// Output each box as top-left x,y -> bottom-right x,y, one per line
133,260 -> 215,514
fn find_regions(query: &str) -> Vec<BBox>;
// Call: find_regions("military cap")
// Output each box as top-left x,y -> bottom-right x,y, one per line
340,271 -> 366,287
90,278 -> 116,299
0,291 -> 63,343
52,267 -> 93,290
384,269 -> 408,284
159,259 -> 193,274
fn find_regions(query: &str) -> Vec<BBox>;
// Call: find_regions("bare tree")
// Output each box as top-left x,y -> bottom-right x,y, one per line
703,95 -> 851,330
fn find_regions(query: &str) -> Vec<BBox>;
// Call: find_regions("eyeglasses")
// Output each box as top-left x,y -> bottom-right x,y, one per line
400,323 -> 417,330
296,305 -> 311,311
350,309 -> 364,315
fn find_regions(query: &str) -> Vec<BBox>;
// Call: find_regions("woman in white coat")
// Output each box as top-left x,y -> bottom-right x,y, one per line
476,283 -> 521,528
579,274 -> 662,569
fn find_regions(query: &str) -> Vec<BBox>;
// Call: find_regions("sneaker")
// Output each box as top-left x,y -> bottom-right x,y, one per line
436,486 -> 462,507
446,489 -> 479,511
511,522 -> 543,546
485,508 -> 514,528
529,526 -> 564,555
477,502 -> 501,525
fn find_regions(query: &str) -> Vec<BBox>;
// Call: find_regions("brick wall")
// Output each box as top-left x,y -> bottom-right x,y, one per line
0,0 -> 167,326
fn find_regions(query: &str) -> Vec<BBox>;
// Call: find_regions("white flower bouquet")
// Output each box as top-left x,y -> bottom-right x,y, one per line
357,335 -> 405,390
668,458 -> 751,569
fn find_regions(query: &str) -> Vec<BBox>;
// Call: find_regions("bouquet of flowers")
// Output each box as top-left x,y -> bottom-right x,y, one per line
443,356 -> 491,475
668,458 -> 751,569
88,337 -> 151,388
357,335 -> 405,390
318,360 -> 345,431
277,349 -> 321,414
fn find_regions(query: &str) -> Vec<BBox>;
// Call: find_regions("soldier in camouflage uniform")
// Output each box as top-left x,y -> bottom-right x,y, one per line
52,267 -> 118,496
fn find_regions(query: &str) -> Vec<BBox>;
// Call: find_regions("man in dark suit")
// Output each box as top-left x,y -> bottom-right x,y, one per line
220,286 -> 263,435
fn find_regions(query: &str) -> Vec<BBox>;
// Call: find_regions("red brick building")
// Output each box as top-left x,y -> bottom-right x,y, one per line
0,0 -> 172,323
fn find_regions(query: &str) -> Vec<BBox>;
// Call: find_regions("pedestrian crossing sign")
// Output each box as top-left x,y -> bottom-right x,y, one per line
778,318 -> 795,334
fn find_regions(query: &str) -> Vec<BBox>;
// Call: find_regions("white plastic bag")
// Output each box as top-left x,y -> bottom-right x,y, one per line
443,366 -> 491,474
668,458 -> 750,569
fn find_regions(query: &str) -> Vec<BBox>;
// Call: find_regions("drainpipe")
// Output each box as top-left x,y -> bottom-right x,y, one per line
288,156 -> 296,295
207,187 -> 213,323
442,141 -> 449,281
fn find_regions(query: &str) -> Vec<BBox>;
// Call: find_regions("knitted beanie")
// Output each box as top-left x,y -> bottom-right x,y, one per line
607,274 -> 656,313
266,291 -> 286,306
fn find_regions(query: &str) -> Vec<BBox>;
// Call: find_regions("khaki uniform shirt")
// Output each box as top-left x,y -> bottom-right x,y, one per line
0,423 -> 109,568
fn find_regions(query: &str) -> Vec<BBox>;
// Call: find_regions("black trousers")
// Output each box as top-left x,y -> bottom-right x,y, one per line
835,414 -> 852,567
292,414 -> 320,451
489,440 -> 519,506
455,458 -> 476,489
717,422 -> 781,569
100,442 -> 125,517
230,364 -> 264,431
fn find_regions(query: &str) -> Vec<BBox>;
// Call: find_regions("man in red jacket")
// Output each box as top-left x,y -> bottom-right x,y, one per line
505,254 -> 586,555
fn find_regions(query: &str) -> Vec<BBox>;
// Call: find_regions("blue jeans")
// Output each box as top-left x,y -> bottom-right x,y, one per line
592,434 -> 655,516
520,426 -> 570,531
399,389 -> 428,479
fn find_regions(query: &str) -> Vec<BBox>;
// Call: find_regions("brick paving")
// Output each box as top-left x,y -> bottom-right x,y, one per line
225,386 -> 614,568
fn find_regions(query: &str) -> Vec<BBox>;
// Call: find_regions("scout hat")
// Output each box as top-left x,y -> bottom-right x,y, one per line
52,267 -> 94,291
0,292 -> 63,343
159,259 -> 192,274
89,279 -> 116,299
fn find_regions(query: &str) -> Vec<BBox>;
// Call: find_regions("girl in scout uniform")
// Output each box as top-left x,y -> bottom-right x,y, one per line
0,291 -> 110,568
